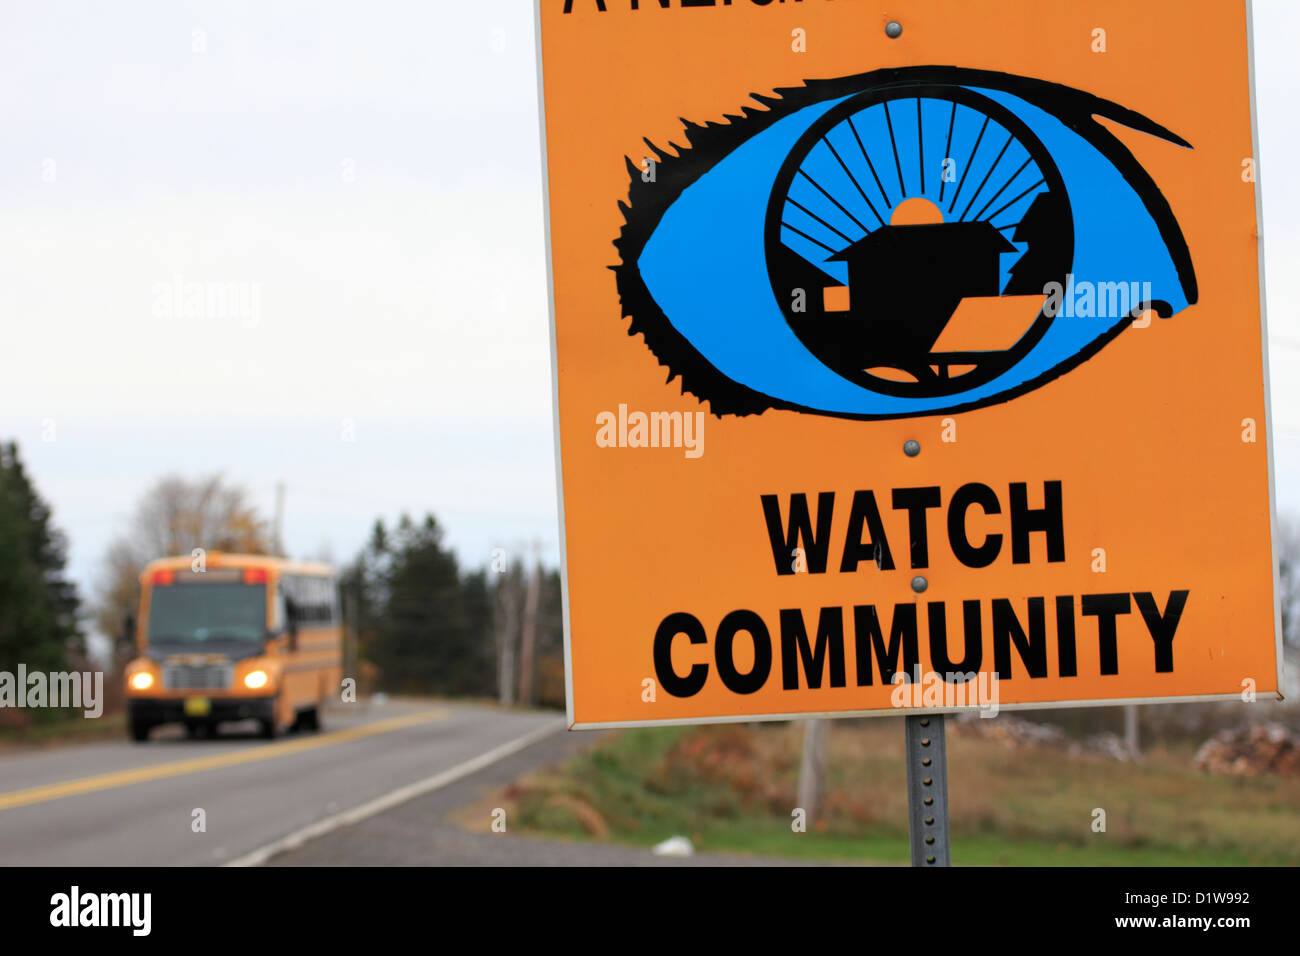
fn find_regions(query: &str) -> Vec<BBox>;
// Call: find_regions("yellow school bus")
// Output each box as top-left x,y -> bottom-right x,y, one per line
122,553 -> 343,742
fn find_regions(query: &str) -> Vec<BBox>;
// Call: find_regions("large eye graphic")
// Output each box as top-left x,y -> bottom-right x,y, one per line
615,67 -> 1197,419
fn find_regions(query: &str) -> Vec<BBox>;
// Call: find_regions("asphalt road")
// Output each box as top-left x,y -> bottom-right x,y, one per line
0,698 -> 564,866
267,720 -> 823,867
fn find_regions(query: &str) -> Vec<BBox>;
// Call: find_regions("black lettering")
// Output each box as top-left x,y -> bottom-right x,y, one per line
892,486 -> 941,569
1134,590 -> 1188,673
715,610 -> 772,694
653,612 -> 707,697
947,482 -> 1002,568
1009,481 -> 1065,564
853,603 -> 919,686
840,490 -> 894,572
1081,593 -> 1131,675
1055,595 -> 1078,678
762,492 -> 834,575
992,597 -> 1048,679
927,600 -> 983,673
779,607 -> 846,690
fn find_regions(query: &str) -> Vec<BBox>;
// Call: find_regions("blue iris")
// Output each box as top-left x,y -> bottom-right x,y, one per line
635,83 -> 1192,418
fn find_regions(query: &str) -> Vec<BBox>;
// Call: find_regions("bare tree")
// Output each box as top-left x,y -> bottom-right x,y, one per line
94,474 -> 271,649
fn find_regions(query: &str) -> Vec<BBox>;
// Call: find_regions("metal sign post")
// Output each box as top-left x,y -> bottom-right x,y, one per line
905,714 -> 951,866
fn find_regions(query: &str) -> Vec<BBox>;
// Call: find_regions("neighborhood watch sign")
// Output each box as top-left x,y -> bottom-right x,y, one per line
538,0 -> 1282,728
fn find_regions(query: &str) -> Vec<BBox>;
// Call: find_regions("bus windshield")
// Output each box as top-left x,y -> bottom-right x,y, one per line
147,582 -> 268,645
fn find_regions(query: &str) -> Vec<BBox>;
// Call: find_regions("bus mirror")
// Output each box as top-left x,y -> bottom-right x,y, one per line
119,610 -> 136,648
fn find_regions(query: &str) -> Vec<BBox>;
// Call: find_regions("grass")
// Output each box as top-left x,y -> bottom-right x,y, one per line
463,719 -> 1300,865
0,711 -> 126,750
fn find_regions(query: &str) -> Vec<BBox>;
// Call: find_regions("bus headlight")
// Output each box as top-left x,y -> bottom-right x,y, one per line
130,672 -> 154,691
244,669 -> 269,690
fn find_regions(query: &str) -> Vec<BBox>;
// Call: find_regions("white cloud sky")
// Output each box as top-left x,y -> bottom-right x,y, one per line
0,0 -> 557,613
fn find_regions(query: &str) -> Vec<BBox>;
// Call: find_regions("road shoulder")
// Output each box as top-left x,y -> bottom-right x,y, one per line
263,725 -> 823,867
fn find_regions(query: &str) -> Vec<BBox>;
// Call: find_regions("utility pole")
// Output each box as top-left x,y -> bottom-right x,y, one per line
495,559 -> 519,708
1123,704 -> 1140,759
517,541 -> 541,707
272,482 -> 286,555
343,582 -> 358,694
796,719 -> 829,825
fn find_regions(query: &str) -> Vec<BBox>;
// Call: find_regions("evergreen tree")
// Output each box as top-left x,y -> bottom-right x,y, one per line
0,441 -> 81,676
364,514 -> 494,696
343,515 -> 563,706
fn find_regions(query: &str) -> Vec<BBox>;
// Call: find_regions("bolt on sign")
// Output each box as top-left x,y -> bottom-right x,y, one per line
536,0 -> 1282,728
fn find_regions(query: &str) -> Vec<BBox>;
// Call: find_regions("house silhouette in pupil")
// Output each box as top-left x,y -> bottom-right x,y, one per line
828,221 -> 1016,368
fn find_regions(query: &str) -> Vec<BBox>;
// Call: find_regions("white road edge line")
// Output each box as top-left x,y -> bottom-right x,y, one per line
225,718 -> 566,867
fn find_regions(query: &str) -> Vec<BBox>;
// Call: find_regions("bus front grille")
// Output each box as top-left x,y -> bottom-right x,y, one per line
162,664 -> 233,691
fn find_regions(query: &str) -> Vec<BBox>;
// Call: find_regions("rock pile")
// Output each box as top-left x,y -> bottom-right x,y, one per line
954,714 -> 1140,760
1194,723 -> 1300,776
952,713 -> 1066,747
1067,732 -> 1136,762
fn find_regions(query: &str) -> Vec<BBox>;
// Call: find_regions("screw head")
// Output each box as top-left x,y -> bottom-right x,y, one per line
886,20 -> 903,38
903,439 -> 921,457
911,575 -> 929,594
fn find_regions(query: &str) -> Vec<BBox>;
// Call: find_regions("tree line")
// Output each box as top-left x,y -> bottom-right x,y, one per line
339,514 -> 564,706
1,447 -> 565,721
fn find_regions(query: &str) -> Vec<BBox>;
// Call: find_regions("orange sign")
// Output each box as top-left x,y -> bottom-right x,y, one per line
537,0 -> 1282,728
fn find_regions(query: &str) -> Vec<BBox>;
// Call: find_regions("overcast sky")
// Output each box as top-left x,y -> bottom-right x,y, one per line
1,1 -> 1298,634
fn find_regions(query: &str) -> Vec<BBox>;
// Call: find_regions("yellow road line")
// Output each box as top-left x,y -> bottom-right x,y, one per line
0,709 -> 447,813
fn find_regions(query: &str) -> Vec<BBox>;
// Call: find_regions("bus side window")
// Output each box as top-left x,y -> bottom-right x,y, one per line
272,582 -> 287,633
